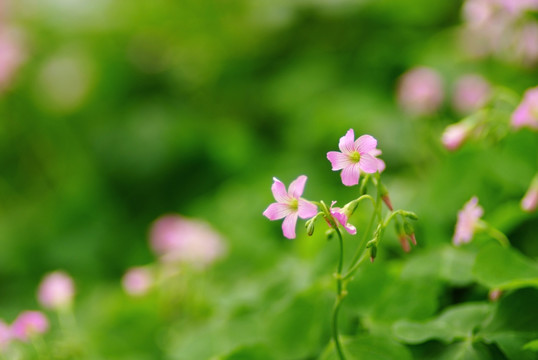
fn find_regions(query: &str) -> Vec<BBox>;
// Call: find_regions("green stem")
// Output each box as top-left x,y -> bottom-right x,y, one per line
487,225 -> 510,248
332,227 -> 347,360
343,252 -> 369,281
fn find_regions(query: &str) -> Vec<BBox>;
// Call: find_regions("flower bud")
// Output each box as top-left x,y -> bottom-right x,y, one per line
343,199 -> 359,217
402,211 -> 418,220
369,245 -> 377,263
325,228 -> 335,240
403,221 -> 417,246
306,219 -> 315,236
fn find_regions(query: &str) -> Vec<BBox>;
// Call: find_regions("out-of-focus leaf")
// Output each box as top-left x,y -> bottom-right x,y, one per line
472,244 -> 538,290
319,334 -> 413,360
479,288 -> 538,360
216,344 -> 275,360
523,339 -> 538,351
401,245 -> 475,286
393,303 -> 492,344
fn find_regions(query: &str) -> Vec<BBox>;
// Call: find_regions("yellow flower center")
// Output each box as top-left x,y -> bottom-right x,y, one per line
350,151 -> 361,162
289,198 -> 299,210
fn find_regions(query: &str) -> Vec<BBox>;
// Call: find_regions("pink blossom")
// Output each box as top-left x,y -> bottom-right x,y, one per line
0,320 -> 11,350
511,87 -> 538,130
515,23 -> 538,66
0,27 -> 24,91
150,215 -> 226,267
397,67 -> 444,116
327,129 -> 382,186
328,202 -> 357,235
11,311 -> 49,342
122,267 -> 152,296
453,196 -> 484,245
452,74 -> 490,114
37,271 -> 75,310
441,122 -> 471,151
263,175 -> 318,239
521,176 -> 538,212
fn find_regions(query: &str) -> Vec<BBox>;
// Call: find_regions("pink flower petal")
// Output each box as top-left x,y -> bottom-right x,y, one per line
355,135 -> 377,154
338,129 -> 356,154
282,213 -> 298,239
263,203 -> 292,220
327,151 -> 352,170
297,199 -> 318,219
288,175 -> 307,198
375,158 -> 386,172
358,153 -> 379,173
271,177 -> 290,203
341,163 -> 361,186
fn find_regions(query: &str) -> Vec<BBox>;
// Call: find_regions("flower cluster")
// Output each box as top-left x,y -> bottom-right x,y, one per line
0,270 -> 76,354
461,0 -> 538,66
121,214 -> 227,297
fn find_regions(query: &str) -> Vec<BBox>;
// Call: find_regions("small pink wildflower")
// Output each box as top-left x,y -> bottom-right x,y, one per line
122,267 -> 152,296
397,67 -> 444,116
453,196 -> 484,245
0,27 -> 24,91
511,86 -> 538,130
328,202 -> 357,235
327,129 -> 381,186
150,215 -> 226,267
441,122 -> 471,151
37,271 -> 75,310
452,74 -> 490,114
11,311 -> 48,342
0,320 -> 11,351
263,175 -> 318,239
521,176 -> 538,212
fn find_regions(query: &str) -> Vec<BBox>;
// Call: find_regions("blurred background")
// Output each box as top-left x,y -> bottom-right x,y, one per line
0,0 -> 537,359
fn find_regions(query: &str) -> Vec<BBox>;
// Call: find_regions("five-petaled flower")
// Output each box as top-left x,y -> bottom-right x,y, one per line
263,175 -> 318,239
453,196 -> 484,245
327,129 -> 383,186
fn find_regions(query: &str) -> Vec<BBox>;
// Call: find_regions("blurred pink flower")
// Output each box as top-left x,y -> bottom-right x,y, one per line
37,271 -> 75,310
515,23 -> 538,66
263,175 -> 318,239
150,215 -> 227,267
0,27 -> 24,91
453,196 -> 484,245
441,122 -> 471,151
327,129 -> 381,186
122,267 -> 152,296
498,0 -> 538,14
397,67 -> 444,116
11,311 -> 49,342
511,87 -> 538,130
452,74 -> 490,114
0,320 -> 11,351
521,176 -> 538,212
328,202 -> 357,235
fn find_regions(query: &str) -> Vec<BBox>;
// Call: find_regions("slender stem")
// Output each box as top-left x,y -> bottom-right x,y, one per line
332,227 -> 347,360
346,210 -> 376,273
486,226 -> 510,248
343,252 -> 369,281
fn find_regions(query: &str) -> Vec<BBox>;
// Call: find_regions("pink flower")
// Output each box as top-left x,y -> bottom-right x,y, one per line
37,271 -> 75,310
150,215 -> 226,267
11,311 -> 48,342
511,87 -> 538,130
327,129 -> 382,186
452,74 -> 490,114
329,202 -> 357,235
122,267 -> 152,296
0,27 -> 24,91
0,320 -> 11,351
263,175 -> 318,239
453,196 -> 484,245
521,176 -> 538,212
441,122 -> 471,151
397,67 -> 444,116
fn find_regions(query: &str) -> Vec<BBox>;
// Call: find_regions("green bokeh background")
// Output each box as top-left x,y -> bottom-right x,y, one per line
1,0 -> 537,359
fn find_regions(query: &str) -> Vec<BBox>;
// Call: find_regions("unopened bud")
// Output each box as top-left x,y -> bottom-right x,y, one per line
402,211 -> 418,221
403,221 -> 417,246
325,228 -> 335,240
488,288 -> 502,302
369,245 -> 377,263
343,200 -> 359,217
399,235 -> 411,252
306,219 -> 315,236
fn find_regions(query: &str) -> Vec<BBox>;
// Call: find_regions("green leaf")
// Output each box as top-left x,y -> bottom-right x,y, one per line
523,339 -> 538,351
479,288 -> 538,360
320,334 -> 413,360
393,303 -> 492,344
216,344 -> 276,360
401,245 -> 475,286
472,244 -> 538,290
